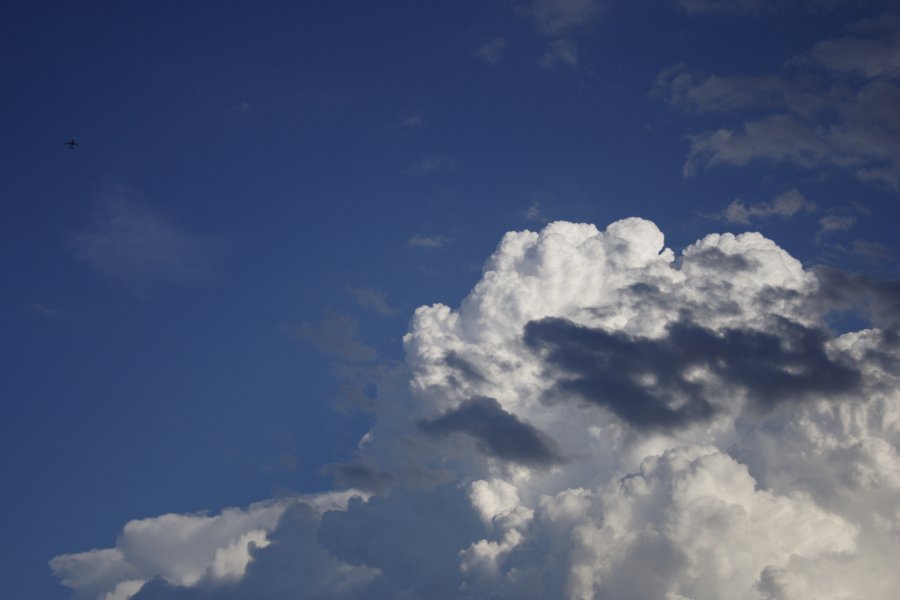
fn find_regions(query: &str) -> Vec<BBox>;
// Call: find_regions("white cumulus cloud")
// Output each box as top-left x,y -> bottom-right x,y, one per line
54,218 -> 900,599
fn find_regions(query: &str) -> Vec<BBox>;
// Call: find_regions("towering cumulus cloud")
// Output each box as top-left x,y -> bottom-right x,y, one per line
53,219 -> 900,599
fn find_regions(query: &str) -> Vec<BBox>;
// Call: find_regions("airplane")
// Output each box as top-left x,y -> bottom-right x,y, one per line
64,137 -> 81,149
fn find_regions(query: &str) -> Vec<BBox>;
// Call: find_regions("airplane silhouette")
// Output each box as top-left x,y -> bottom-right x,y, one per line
64,137 -> 81,149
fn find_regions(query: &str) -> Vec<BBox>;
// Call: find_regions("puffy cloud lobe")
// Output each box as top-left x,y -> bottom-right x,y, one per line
51,500 -> 285,597
129,502 -> 379,600
51,492 -> 373,600
53,218 -> 900,599
561,447 -> 857,600
394,218 -> 898,598
458,448 -> 857,600
402,220 -> 817,440
51,549 -> 142,600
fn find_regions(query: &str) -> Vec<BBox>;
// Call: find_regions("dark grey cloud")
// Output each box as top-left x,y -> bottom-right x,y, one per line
682,246 -> 756,273
441,351 -> 487,385
817,237 -> 898,268
814,265 -> 900,328
524,317 -> 861,429
326,462 -> 397,494
327,442 -> 455,494
418,396 -> 564,466
318,487 -> 484,600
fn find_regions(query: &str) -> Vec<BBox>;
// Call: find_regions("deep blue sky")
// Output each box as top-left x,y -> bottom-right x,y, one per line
2,1 -> 898,597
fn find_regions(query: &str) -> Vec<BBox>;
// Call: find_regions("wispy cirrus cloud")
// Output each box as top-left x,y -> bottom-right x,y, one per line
345,286 -> 398,316
817,214 -> 857,238
720,189 -> 817,225
656,13 -> 900,188
848,239 -> 896,262
820,238 -> 898,267
539,38 -> 579,69
399,114 -> 424,129
677,0 -> 767,13
519,0 -> 602,35
69,189 -> 214,290
521,201 -> 545,222
292,310 -> 378,363
408,233 -> 449,249
28,302 -> 60,317
806,13 -> 900,78
516,0 -> 602,68
408,156 -> 455,175
678,0 -> 888,15
476,37 -> 508,66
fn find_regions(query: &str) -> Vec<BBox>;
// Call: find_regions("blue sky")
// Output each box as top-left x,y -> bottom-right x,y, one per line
2,1 -> 899,598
